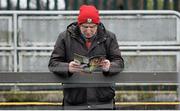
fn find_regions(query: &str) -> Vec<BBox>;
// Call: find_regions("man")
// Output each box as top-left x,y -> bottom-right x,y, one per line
48,5 -> 124,110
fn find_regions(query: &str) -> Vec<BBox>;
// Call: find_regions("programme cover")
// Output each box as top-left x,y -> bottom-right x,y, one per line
74,53 -> 106,73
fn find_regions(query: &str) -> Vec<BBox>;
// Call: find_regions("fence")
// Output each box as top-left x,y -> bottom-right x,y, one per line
0,0 -> 179,11
0,72 -> 179,110
0,10 -> 180,72
0,10 -> 180,110
65,0 -> 180,11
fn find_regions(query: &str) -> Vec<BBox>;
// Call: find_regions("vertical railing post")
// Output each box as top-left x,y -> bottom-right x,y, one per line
13,13 -> 18,72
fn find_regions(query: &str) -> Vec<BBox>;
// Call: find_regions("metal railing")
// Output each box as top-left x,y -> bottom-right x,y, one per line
0,72 -> 179,110
0,10 -> 180,72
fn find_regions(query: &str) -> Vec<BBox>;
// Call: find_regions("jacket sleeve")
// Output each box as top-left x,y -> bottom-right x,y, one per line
48,32 -> 72,78
103,33 -> 124,76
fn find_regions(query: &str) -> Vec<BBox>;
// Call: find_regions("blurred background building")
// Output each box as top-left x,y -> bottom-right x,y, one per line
0,0 -> 179,11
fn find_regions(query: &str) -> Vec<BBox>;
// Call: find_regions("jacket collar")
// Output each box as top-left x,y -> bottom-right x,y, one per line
96,23 -> 108,42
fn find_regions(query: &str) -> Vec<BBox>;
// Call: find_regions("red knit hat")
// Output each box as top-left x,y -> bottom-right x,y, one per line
78,5 -> 100,25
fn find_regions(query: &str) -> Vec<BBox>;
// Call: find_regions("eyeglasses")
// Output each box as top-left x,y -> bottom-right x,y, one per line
80,24 -> 97,29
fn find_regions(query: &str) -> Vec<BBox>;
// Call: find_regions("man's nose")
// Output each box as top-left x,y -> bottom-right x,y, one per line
86,28 -> 92,33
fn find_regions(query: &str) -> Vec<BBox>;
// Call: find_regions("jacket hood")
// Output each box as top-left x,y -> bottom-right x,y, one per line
66,22 -> 80,36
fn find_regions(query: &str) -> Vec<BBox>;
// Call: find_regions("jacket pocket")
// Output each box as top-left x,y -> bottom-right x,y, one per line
96,87 -> 115,102
64,88 -> 86,105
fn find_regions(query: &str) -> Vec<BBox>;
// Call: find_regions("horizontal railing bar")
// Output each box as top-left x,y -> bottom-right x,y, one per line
0,91 -> 62,94
0,83 -> 62,86
0,90 -> 176,94
120,46 -> 180,51
0,10 -> 179,17
0,102 -> 62,106
116,91 -> 177,94
0,72 -> 178,83
115,83 -> 179,85
0,47 -> 13,50
0,85 -> 178,91
0,82 -> 179,86
116,102 -> 180,105
17,47 -> 53,50
0,82 -> 178,86
0,102 -> 180,106
15,46 -> 180,51
0,84 -> 118,90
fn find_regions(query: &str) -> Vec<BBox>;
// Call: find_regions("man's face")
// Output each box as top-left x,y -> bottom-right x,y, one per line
79,23 -> 98,38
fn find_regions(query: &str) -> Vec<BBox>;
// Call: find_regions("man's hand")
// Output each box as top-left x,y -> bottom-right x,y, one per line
101,59 -> 110,72
68,61 -> 82,73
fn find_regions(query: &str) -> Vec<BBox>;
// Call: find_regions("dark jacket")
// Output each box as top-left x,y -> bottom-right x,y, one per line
48,22 -> 124,109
